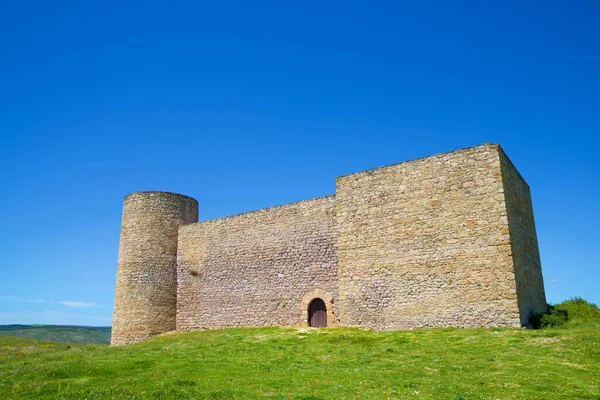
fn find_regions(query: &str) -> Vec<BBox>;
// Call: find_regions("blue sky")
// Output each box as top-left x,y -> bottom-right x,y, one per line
1,1 -> 598,326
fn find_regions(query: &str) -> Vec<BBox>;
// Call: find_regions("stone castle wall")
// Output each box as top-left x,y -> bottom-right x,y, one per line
336,144 -> 522,329
176,196 -> 338,331
111,143 -> 546,345
111,192 -> 198,346
499,149 -> 547,324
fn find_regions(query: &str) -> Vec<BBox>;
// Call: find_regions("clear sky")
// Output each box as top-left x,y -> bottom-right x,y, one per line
1,1 -> 598,326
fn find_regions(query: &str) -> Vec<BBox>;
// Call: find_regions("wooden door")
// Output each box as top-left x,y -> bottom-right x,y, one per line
309,298 -> 327,327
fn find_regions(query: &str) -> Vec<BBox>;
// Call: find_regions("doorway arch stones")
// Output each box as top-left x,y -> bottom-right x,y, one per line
300,289 -> 335,327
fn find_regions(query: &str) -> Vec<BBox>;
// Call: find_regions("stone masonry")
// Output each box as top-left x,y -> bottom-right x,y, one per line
111,192 -> 198,346
176,196 -> 337,331
498,148 -> 547,325
111,143 -> 547,345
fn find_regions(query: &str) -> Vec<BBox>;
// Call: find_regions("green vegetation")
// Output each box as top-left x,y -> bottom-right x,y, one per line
0,300 -> 598,399
531,297 -> 600,329
0,325 -> 111,344
540,297 -> 600,328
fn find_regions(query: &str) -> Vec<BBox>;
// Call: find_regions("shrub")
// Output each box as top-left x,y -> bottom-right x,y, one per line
530,298 -> 600,329
530,305 -> 568,328
542,307 -> 568,327
555,297 -> 600,324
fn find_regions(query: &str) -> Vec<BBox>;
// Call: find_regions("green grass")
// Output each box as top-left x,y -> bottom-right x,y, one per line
1,322 -> 599,399
0,325 -> 111,344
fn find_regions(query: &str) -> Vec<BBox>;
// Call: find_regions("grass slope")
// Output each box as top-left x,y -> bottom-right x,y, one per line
1,324 -> 598,399
1,300 -> 598,399
0,325 -> 111,344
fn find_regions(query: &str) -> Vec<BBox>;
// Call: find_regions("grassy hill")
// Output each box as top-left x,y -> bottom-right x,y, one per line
0,299 -> 598,399
0,325 -> 111,344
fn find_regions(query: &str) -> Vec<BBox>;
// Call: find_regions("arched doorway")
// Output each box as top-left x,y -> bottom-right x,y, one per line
308,298 -> 327,327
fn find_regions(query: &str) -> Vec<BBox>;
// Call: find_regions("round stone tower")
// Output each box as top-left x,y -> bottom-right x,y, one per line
111,191 -> 198,346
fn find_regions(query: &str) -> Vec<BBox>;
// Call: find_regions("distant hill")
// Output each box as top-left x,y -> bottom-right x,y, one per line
0,324 -> 111,344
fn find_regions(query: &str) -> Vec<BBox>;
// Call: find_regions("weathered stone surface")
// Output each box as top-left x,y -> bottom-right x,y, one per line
111,192 -> 198,346
111,143 -> 547,345
176,196 -> 338,331
336,144 -> 531,329
499,148 -> 547,324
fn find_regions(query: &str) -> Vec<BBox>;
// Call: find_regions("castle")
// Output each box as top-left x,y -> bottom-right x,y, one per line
111,143 -> 547,345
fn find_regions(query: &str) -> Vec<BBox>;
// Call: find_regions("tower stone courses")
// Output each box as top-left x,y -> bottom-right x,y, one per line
498,148 -> 547,324
111,192 -> 198,346
336,144 -> 524,329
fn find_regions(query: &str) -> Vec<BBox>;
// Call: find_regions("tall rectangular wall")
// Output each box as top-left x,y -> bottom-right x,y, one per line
176,196 -> 337,331
499,149 -> 547,324
335,144 -> 524,329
